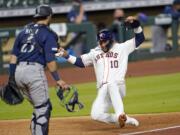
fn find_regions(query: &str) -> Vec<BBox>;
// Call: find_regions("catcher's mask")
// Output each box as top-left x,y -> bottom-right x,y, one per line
97,29 -> 113,53
57,86 -> 84,112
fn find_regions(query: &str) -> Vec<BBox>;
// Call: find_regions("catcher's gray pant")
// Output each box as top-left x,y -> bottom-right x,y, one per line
15,62 -> 51,135
151,25 -> 167,53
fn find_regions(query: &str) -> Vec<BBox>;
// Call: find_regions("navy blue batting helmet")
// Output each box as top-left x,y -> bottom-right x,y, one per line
97,29 -> 113,52
34,4 -> 53,18
97,29 -> 113,41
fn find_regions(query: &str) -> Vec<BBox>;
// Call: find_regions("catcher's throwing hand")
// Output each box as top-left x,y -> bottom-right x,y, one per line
55,47 -> 68,58
56,79 -> 70,90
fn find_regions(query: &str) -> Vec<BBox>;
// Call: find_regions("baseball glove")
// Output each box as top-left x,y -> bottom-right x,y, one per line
57,86 -> 84,112
0,76 -> 24,105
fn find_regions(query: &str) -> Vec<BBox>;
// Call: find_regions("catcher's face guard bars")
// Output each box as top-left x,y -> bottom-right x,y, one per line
57,86 -> 84,112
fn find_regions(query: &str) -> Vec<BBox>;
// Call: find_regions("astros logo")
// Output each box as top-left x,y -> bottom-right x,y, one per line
99,33 -> 105,40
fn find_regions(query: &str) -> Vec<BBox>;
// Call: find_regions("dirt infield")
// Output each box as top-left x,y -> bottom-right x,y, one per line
0,112 -> 180,135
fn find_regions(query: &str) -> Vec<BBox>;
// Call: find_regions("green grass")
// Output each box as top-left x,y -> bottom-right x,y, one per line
124,73 -> 180,114
0,73 -> 180,120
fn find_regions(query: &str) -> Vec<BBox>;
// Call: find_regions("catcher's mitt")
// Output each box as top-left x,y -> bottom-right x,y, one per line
0,76 -> 24,105
57,86 -> 84,112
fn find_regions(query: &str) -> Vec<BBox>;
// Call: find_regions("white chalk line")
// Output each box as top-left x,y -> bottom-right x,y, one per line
121,125 -> 180,135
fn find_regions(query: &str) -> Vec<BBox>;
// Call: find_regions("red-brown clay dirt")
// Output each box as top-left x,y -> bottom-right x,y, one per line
0,113 -> 180,135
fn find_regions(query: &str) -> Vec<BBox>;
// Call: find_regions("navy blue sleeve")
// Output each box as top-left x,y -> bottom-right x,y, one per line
44,32 -> 59,63
65,55 -> 85,68
135,32 -> 145,47
75,57 -> 85,68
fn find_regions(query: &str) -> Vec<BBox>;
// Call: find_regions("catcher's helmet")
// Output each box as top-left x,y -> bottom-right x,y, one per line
34,4 -> 53,18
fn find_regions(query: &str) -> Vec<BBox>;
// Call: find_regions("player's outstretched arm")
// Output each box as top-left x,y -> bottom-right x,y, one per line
134,27 -> 145,47
56,48 -> 85,68
125,16 -> 145,47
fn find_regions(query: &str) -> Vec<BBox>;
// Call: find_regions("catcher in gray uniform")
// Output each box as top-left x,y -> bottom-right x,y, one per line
9,4 -> 69,135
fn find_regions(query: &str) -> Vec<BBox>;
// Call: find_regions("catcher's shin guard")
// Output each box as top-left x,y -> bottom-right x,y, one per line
31,100 -> 52,135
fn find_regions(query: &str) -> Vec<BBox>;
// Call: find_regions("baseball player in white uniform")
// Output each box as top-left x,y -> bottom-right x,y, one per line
56,16 -> 145,127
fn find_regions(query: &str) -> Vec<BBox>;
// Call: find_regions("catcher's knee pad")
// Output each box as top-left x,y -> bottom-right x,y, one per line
31,99 -> 52,135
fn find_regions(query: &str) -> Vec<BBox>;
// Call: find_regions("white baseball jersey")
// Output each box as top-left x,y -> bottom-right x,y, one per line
81,38 -> 136,88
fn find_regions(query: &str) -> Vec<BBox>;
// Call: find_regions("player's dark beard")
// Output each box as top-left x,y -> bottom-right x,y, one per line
105,40 -> 113,52
100,40 -> 113,53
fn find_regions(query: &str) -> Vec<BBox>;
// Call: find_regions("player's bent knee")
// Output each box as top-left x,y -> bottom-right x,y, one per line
91,111 -> 102,121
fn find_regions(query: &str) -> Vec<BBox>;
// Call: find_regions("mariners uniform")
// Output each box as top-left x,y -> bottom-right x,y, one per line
56,21 -> 145,127
9,5 -> 63,135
